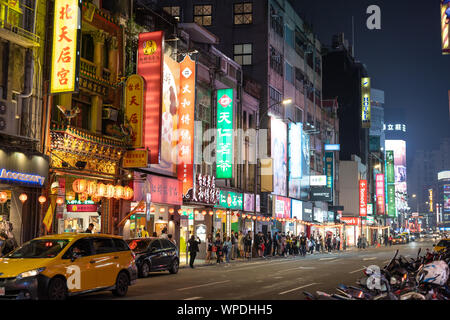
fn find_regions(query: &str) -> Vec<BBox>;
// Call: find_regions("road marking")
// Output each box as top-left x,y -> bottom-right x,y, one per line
319,257 -> 335,261
279,283 -> 319,295
363,257 -> 377,261
298,266 -> 316,269
273,276 -> 283,279
224,259 -> 296,272
349,267 -> 366,274
327,259 -> 342,262
176,280 -> 231,291
184,297 -> 203,300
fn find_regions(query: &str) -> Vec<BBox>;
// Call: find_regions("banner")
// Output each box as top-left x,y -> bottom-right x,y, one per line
216,89 -> 234,179
325,152 -> 334,202
177,55 -> 196,196
361,77 -> 371,128
376,173 -> 385,215
386,150 -> 395,184
125,75 -> 144,148
387,184 -> 396,217
215,190 -> 243,210
359,180 -> 367,217
50,0 -> 81,93
137,31 -> 164,164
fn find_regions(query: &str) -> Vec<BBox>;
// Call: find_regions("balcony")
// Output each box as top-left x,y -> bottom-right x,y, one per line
0,1 -> 39,47
79,58 -> 116,96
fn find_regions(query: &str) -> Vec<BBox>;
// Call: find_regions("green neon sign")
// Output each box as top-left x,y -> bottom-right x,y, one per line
215,190 -> 243,210
387,184 -> 396,218
386,150 -> 395,184
216,88 -> 234,179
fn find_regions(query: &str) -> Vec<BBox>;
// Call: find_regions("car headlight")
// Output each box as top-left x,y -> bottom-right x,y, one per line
16,267 -> 46,280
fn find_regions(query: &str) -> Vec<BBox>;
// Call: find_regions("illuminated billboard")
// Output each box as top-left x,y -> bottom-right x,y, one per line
288,122 -> 302,199
376,174 -> 385,215
385,140 -> 407,194
359,180 -> 367,217
216,89 -> 234,179
361,77 -> 371,128
50,0 -> 81,94
442,1 -> 450,54
271,117 -> 287,196
301,125 -> 310,200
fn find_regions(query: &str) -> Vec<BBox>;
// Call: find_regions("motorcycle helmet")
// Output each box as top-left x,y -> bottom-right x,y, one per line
416,261 -> 449,286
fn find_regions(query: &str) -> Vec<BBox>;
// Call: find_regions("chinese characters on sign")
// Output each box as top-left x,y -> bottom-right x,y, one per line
184,174 -> 220,205
137,31 -> 164,164
429,189 -> 433,213
50,0 -> 81,93
215,190 -> 243,210
361,77 -> 371,128
383,123 -> 406,132
385,150 -> 395,184
359,180 -> 367,217
325,152 -> 334,202
177,55 -> 196,196
376,174 -> 385,215
123,150 -> 148,168
125,75 -> 144,148
216,89 -> 234,179
387,184 -> 396,218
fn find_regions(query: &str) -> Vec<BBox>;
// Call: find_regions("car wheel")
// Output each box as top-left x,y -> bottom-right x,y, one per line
139,261 -> 150,278
169,259 -> 179,274
112,272 -> 129,297
48,277 -> 67,300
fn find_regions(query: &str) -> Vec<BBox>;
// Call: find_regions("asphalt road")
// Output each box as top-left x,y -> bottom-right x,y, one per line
75,240 -> 435,300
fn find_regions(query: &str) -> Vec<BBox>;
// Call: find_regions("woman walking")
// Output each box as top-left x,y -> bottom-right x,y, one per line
205,233 -> 213,264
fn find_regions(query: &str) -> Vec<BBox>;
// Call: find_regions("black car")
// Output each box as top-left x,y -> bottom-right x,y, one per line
126,238 -> 179,278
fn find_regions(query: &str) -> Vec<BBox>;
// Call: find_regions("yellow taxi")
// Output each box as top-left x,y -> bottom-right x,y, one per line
433,238 -> 450,253
0,233 -> 137,300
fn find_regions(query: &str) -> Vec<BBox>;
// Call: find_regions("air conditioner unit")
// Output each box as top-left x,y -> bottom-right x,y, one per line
102,106 -> 118,121
0,99 -> 19,136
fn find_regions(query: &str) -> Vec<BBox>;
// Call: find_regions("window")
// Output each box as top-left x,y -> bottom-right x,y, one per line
269,86 -> 282,109
234,43 -> 252,65
295,29 -> 306,57
285,62 -> 294,84
62,239 -> 92,259
163,6 -> 181,21
285,25 -> 294,48
295,107 -> 303,123
161,239 -> 176,249
9,239 -> 71,259
149,240 -> 162,251
270,5 -> 283,37
194,5 -> 212,26
92,238 -> 116,254
113,239 -> 130,252
81,33 -> 94,62
234,2 -> 252,25
270,46 -> 283,76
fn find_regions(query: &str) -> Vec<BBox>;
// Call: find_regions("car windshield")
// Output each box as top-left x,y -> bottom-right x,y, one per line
126,239 -> 151,253
6,239 -> 71,259
436,240 -> 450,248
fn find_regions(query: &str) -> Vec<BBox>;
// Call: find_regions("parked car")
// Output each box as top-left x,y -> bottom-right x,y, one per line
126,238 -> 179,278
0,233 -> 137,300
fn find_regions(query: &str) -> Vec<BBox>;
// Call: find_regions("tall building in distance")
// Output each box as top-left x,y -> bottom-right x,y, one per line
370,89 -> 385,153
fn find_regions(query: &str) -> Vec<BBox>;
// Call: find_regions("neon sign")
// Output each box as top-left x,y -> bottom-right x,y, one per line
0,168 -> 45,186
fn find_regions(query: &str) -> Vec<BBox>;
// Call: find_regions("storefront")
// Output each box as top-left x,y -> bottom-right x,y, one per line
273,195 -> 291,234
215,190 -> 243,237
0,148 -> 49,243
341,217 -> 362,247
243,193 -> 261,233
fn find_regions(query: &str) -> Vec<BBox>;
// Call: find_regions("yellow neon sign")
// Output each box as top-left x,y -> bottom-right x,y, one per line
50,0 -> 80,94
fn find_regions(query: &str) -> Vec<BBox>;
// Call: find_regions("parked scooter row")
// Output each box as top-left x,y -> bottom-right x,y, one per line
304,247 -> 450,300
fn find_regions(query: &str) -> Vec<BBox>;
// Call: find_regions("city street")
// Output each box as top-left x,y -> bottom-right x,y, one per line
76,240 -> 434,300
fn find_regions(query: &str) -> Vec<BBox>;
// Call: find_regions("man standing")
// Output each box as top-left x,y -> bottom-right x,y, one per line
336,234 -> 341,251
85,223 -> 95,233
272,232 -> 279,256
299,232 -> 307,256
188,235 -> 201,268
266,232 -> 272,257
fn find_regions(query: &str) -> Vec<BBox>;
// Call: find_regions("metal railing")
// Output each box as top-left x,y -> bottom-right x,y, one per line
0,1 -> 39,44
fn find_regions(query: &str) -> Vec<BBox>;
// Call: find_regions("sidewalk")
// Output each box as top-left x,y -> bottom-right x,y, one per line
179,246 -> 363,269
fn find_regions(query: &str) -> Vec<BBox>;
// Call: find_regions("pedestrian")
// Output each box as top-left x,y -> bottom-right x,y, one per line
280,233 -> 287,257
168,234 -> 176,246
238,231 -> 244,258
160,227 -> 168,239
206,233 -> 213,263
223,236 -> 232,263
244,231 -> 252,259
84,223 -> 95,233
384,233 -> 389,247
272,232 -> 279,256
188,235 -> 201,268
234,232 -> 239,259
357,235 -> 361,249
214,234 -> 223,263
332,235 -> 337,251
230,232 -> 236,260
362,234 -> 366,249
336,234 -> 341,251
388,235 -> 393,246
326,235 -> 332,253
141,227 -> 149,238
266,232 -> 272,256
299,232 -> 307,256
308,237 -> 315,254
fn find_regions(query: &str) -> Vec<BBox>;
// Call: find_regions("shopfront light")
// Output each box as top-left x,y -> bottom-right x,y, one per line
209,211 -> 214,216
56,197 -> 64,205
0,191 -> 8,203
169,208 -> 174,214
19,193 -> 28,204
178,209 -> 182,215
159,207 -> 165,213
38,196 -> 46,204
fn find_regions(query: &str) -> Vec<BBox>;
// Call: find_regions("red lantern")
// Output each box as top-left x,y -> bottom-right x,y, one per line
178,209 -> 182,215
19,193 -> 28,204
38,196 -> 46,204
87,181 -> 97,196
257,216 -> 262,221
123,186 -> 134,200
236,213 -> 240,217
0,191 -> 8,204
150,206 -> 155,213
56,197 -> 64,205
169,208 -> 174,214
96,183 -> 106,198
72,179 -> 87,193
114,185 -> 124,199
202,211 -> 207,216
105,184 -> 115,198
252,215 -> 257,220
209,210 -> 214,216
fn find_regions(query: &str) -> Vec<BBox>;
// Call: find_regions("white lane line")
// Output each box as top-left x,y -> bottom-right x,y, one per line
319,257 -> 335,261
349,267 -> 366,274
327,259 -> 342,262
224,259 -> 296,272
279,283 -> 319,295
363,257 -> 377,261
298,266 -> 316,269
184,297 -> 203,300
176,280 -> 231,291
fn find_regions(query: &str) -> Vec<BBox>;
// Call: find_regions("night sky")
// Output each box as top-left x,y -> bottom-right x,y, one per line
294,0 -> 450,166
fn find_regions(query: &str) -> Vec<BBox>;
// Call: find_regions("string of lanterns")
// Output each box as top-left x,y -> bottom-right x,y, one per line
72,179 -> 133,200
